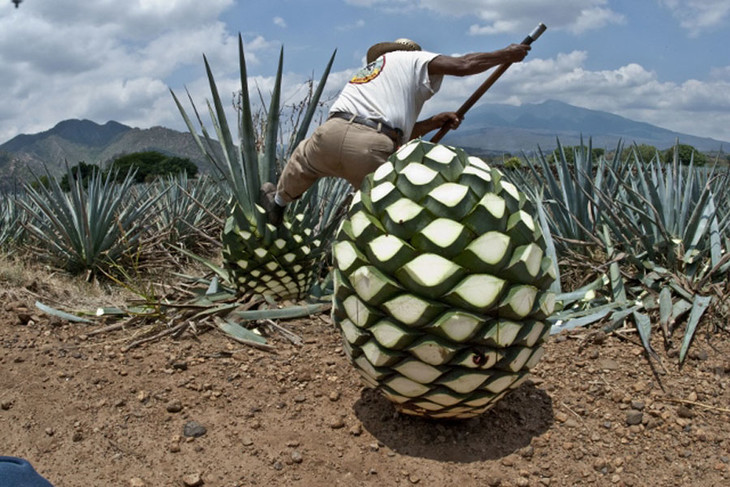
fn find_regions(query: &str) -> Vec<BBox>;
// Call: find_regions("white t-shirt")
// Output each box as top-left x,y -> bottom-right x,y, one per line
329,50 -> 443,140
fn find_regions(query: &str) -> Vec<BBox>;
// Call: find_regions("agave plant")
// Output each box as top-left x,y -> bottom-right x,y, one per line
506,138 -> 626,257
172,35 -> 350,300
596,145 -> 730,362
0,191 -> 28,251
599,144 -> 730,280
542,142 -> 730,363
148,173 -> 226,256
333,140 -> 556,419
18,165 -> 161,278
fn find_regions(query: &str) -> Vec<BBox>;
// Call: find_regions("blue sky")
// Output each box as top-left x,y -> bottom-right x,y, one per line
1,0 -> 729,145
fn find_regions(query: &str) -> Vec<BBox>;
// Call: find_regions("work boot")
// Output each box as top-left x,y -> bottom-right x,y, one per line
259,182 -> 284,226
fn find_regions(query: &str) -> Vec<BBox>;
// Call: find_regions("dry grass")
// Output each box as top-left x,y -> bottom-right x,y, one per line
0,253 -> 153,312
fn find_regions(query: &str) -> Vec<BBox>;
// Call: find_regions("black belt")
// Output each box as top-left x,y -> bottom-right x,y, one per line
330,112 -> 403,145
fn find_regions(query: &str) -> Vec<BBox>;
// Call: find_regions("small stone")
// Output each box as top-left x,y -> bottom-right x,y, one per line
330,418 -> 345,429
519,446 -> 534,458
630,400 -> 644,411
182,473 -> 204,486
45,428 -> 54,436
646,418 -> 663,430
554,411 -> 569,423
242,437 -> 254,446
291,450 -> 303,464
516,478 -> 529,487
183,421 -> 207,438
166,400 -> 183,413
129,478 -> 145,487
329,391 -> 341,402
72,431 -> 83,442
349,424 -> 363,436
172,361 -> 188,371
408,474 -> 421,484
677,405 -> 695,419
625,410 -> 643,426
689,349 -> 709,361
0,400 -> 13,410
598,359 -> 619,370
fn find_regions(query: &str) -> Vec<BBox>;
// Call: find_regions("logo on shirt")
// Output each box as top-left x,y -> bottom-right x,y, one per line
349,56 -> 385,84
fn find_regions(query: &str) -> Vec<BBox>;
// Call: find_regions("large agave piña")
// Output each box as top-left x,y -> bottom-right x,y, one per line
172,35 -> 349,300
333,139 -> 556,419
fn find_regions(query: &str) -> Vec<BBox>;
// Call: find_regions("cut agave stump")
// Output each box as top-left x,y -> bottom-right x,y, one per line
333,139 -> 556,419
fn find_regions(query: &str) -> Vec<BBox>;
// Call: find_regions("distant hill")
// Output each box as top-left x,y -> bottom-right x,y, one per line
1,101 -> 727,189
442,100 -> 729,154
0,120 -> 215,189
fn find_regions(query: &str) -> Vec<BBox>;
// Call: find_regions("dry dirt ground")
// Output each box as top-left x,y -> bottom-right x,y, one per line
1,270 -> 729,487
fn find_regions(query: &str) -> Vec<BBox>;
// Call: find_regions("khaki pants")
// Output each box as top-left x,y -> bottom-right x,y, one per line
276,117 -> 396,203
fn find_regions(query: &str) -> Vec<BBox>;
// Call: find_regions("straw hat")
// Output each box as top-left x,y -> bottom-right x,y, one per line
366,38 -> 422,63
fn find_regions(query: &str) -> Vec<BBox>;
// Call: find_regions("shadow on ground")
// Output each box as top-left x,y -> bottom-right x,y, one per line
353,382 -> 553,463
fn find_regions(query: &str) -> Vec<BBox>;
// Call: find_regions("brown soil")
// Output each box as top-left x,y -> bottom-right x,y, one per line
1,274 -> 729,487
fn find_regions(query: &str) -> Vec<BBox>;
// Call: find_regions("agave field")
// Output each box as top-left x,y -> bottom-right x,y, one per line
0,36 -> 728,397
2,37 -> 730,487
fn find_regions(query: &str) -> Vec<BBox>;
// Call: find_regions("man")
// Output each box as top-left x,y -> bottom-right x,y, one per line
262,38 -> 530,225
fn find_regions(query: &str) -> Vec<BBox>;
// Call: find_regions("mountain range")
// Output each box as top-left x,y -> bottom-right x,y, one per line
0,119 -> 213,190
442,100 -> 728,155
1,100 -> 727,189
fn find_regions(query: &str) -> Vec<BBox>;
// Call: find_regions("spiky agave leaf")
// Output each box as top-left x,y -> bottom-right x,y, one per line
0,191 -> 29,251
172,34 -> 347,300
18,165 -> 160,276
506,137 -> 626,256
149,173 -> 225,255
333,140 -> 556,419
598,147 -> 730,279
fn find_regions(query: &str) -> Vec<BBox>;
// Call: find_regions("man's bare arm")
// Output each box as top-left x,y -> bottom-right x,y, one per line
428,44 -> 530,77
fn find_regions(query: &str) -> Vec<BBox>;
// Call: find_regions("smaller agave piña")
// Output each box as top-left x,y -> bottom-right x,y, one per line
172,35 -> 350,300
333,139 -> 556,419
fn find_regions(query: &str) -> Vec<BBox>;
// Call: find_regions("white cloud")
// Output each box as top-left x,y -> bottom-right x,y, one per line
426,51 -> 730,141
273,16 -> 287,28
0,0 -> 262,141
0,0 -> 727,146
659,0 -> 730,36
420,0 -> 624,35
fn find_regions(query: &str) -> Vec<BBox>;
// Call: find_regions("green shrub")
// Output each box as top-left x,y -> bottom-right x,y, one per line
110,151 -> 198,183
664,143 -> 707,166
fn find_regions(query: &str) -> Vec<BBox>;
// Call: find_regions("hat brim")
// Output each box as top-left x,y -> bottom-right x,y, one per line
366,41 -> 420,64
